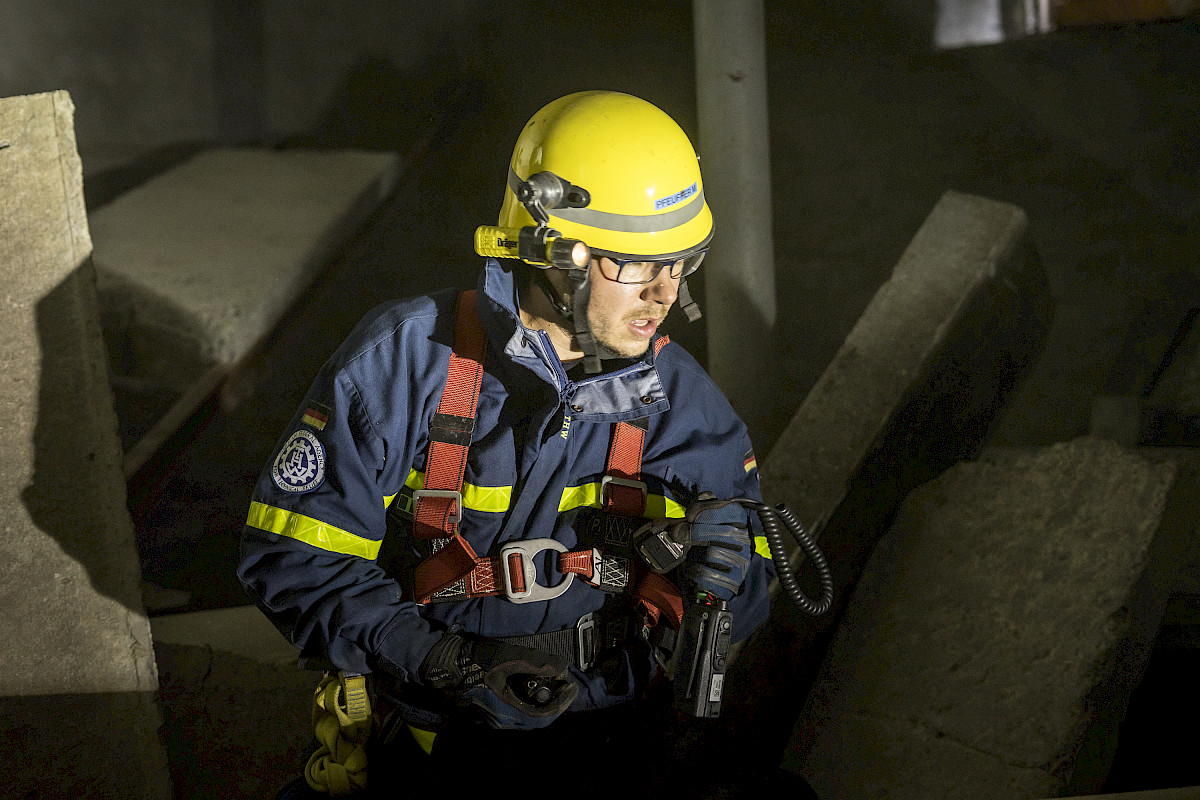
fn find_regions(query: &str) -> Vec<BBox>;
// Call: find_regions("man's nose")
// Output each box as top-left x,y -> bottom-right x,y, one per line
642,269 -> 679,306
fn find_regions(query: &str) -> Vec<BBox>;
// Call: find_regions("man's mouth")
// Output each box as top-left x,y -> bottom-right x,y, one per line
628,317 -> 662,338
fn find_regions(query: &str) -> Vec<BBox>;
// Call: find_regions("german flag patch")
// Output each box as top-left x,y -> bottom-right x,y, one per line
301,402 -> 331,431
744,449 -> 757,473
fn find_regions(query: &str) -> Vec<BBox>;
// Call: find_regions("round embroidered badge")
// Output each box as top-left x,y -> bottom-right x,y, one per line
271,430 -> 326,493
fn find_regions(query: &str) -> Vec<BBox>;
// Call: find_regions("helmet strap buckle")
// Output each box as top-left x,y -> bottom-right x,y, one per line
677,277 -> 703,323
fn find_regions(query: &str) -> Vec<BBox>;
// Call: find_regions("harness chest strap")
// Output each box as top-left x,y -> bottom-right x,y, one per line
412,535 -> 629,603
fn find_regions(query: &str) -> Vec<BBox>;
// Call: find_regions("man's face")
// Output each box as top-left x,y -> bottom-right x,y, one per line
585,257 -> 680,358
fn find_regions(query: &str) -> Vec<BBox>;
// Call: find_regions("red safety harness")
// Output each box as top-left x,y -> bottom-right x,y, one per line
409,291 -> 683,629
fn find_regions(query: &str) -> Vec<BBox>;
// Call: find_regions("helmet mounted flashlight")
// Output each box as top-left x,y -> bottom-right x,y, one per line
473,172 -> 591,270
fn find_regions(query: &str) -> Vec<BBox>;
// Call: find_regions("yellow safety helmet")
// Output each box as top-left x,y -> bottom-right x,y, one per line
497,91 -> 713,264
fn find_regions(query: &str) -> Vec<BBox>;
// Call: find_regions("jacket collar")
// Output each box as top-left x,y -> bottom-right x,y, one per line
477,258 -> 670,422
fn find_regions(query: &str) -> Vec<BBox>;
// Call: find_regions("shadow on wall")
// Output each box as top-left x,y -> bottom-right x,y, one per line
277,55 -> 486,154
20,264 -> 146,617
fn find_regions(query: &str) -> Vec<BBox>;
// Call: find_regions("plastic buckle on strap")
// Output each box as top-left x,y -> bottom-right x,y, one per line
412,489 -> 463,525
576,612 -> 597,671
600,475 -> 647,505
500,538 -> 574,604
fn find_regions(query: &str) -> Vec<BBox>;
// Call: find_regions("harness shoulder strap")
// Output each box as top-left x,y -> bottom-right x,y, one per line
602,335 -> 669,517
412,290 -> 486,541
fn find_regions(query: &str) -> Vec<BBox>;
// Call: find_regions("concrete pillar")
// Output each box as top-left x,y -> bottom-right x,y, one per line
693,0 -> 776,446
0,90 -> 171,799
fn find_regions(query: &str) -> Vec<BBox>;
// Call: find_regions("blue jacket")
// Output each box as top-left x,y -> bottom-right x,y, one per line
238,258 -> 774,713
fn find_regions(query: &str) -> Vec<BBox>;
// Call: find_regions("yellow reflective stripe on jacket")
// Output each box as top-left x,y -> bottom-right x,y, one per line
246,501 -> 381,559
402,469 -> 511,513
753,535 -> 771,559
558,482 -> 686,519
559,487 -> 772,560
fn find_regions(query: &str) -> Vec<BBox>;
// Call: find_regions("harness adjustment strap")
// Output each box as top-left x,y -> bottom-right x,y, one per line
413,534 -> 479,602
413,291 -> 485,540
500,612 -> 598,670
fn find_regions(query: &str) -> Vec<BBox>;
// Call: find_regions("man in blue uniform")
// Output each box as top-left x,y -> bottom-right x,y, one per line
240,91 -> 776,796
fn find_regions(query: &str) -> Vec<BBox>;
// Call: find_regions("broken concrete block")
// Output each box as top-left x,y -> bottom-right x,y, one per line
0,90 -> 170,799
710,191 -> 1052,775
151,605 -> 301,667
90,146 -> 402,386
785,438 -> 1195,799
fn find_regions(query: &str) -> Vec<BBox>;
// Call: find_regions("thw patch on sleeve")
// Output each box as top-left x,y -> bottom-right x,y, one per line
272,430 -> 326,493
744,449 -> 758,473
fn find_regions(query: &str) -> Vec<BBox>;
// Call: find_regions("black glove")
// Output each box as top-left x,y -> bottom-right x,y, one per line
419,631 -> 579,729
681,495 -> 753,601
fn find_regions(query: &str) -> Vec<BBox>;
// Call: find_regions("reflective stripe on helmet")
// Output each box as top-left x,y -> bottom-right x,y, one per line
507,167 -> 708,237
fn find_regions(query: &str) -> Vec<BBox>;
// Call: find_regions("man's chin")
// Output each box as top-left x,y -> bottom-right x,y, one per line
594,336 -> 650,360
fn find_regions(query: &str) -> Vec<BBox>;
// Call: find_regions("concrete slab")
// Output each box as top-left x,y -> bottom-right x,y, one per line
784,438 -> 1196,798
151,604 -> 300,667
89,146 -> 401,481
0,90 -> 170,798
91,146 -> 400,375
705,191 -> 1052,775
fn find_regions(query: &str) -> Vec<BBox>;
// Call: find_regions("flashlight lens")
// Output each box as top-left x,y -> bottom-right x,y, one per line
571,241 -> 590,268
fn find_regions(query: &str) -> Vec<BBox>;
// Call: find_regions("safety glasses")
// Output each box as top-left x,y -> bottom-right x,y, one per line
597,250 -> 707,284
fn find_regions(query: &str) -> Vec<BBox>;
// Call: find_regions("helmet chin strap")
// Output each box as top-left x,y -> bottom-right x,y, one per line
676,277 -> 702,322
533,268 -> 572,319
532,267 -> 614,374
569,277 -> 607,374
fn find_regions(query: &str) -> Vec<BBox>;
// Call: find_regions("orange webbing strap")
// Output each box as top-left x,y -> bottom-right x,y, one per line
603,421 -> 647,516
600,336 -> 685,628
602,336 -> 670,517
634,571 -> 685,630
413,290 -> 486,541
412,533 -> 482,602
414,545 -> 624,603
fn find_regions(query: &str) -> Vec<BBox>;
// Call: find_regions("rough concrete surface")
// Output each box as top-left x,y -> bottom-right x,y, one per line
786,437 -> 1195,799
0,90 -> 170,797
153,642 -> 315,800
714,188 -> 1052,773
151,604 -> 300,667
761,189 -> 1039,536
90,147 -> 402,380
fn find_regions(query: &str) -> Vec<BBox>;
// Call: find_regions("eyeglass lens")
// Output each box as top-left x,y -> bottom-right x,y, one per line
614,259 -> 683,283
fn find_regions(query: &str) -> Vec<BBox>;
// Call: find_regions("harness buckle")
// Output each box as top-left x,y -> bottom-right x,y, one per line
412,489 -> 463,525
600,475 -> 647,505
576,612 -> 597,671
500,538 -> 574,604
